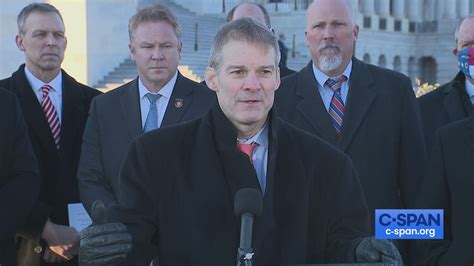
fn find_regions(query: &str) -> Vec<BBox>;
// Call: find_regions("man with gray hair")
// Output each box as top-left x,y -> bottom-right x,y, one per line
418,14 -> 474,151
79,17 -> 402,266
275,0 -> 425,261
0,3 -> 100,265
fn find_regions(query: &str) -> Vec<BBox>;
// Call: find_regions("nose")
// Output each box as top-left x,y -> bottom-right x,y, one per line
322,26 -> 335,40
243,73 -> 260,91
151,47 -> 164,60
45,33 -> 56,46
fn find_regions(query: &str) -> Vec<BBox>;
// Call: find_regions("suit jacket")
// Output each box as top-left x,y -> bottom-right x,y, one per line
110,104 -> 370,265
0,64 -> 101,266
0,88 -> 39,266
275,58 -> 426,226
78,72 -> 215,214
413,117 -> 474,265
418,71 -> 473,152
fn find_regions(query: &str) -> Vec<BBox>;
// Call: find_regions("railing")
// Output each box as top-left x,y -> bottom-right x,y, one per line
267,0 -> 311,12
221,0 -> 310,13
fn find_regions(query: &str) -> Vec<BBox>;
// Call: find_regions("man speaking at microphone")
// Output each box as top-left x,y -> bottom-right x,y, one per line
79,18 -> 402,265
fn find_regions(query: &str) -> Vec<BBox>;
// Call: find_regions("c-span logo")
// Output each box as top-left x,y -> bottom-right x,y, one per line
375,209 -> 443,239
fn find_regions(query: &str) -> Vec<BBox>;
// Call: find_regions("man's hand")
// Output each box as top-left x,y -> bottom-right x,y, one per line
41,220 -> 80,260
79,200 -> 132,265
355,237 -> 403,265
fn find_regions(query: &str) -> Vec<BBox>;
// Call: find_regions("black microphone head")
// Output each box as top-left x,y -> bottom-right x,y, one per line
234,188 -> 263,217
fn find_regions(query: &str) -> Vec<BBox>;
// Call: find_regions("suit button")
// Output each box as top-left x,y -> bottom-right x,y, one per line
34,245 -> 43,254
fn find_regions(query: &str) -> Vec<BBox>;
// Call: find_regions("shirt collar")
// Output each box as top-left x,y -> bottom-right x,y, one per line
465,78 -> 474,100
312,59 -> 352,88
24,66 -> 63,95
237,121 -> 269,149
138,71 -> 178,100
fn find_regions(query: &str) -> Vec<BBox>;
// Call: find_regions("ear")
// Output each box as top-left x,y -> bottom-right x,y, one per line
205,67 -> 218,92
452,48 -> 458,56
129,43 -> 136,61
274,66 -> 281,91
305,31 -> 309,47
16,34 -> 25,51
353,24 -> 360,41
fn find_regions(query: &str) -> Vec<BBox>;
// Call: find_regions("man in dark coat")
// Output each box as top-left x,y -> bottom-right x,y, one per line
0,3 -> 100,265
79,18 -> 402,266
275,0 -> 425,228
0,88 -> 40,266
418,15 -> 474,151
78,4 -> 214,216
413,117 -> 474,265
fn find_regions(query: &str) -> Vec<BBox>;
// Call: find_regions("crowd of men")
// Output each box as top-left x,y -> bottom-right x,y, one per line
0,0 -> 473,265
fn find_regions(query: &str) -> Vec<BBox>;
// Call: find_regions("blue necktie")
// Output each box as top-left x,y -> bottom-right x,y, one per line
144,93 -> 161,133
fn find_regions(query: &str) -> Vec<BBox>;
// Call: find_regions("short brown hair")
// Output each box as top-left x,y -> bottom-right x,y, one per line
209,17 -> 280,71
128,4 -> 181,42
17,3 -> 64,34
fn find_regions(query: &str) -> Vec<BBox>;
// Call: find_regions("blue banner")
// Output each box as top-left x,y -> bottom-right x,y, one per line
375,209 -> 443,239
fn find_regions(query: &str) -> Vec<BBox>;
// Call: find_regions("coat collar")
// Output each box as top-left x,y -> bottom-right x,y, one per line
120,71 -> 197,138
208,103 -> 278,251
294,58 -> 376,150
10,64 -> 86,154
442,71 -> 473,119
161,71 -> 195,127
120,78 -> 142,139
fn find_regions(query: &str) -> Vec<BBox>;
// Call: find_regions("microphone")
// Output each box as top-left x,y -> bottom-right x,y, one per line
234,188 -> 263,266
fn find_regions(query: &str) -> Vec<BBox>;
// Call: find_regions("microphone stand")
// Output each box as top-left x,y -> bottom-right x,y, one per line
236,213 -> 254,266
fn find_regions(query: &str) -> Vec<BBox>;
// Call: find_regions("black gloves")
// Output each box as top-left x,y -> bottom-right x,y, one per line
79,201 -> 132,265
355,237 -> 403,265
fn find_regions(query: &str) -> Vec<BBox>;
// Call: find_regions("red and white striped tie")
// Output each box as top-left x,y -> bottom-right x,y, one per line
41,85 -> 61,149
327,76 -> 348,136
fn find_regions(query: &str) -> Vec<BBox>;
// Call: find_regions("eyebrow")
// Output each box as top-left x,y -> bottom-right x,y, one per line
226,65 -> 275,70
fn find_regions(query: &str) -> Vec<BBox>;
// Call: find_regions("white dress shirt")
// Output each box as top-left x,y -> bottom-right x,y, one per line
138,71 -> 178,130
312,60 -> 353,111
25,66 -> 63,122
237,122 -> 269,193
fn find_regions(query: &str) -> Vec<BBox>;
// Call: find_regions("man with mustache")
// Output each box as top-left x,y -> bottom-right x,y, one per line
78,18 -> 403,266
275,0 -> 425,262
77,5 -> 214,263
0,3 -> 100,265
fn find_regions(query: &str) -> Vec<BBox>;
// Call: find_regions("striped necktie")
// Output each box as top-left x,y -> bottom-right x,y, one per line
41,85 -> 61,149
326,76 -> 348,136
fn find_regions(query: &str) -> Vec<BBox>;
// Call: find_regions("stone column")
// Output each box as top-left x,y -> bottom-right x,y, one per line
392,0 -> 405,19
435,0 -> 444,19
444,0 -> 456,19
361,0 -> 375,15
408,0 -> 422,22
375,0 -> 390,17
458,0 -> 470,18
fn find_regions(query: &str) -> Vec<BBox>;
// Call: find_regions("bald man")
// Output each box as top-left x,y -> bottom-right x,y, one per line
227,2 -> 295,77
275,0 -> 425,262
418,15 -> 474,152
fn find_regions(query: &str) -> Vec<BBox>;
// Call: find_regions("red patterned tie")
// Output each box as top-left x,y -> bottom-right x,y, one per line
236,142 -> 258,165
326,76 -> 348,136
41,85 -> 61,149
